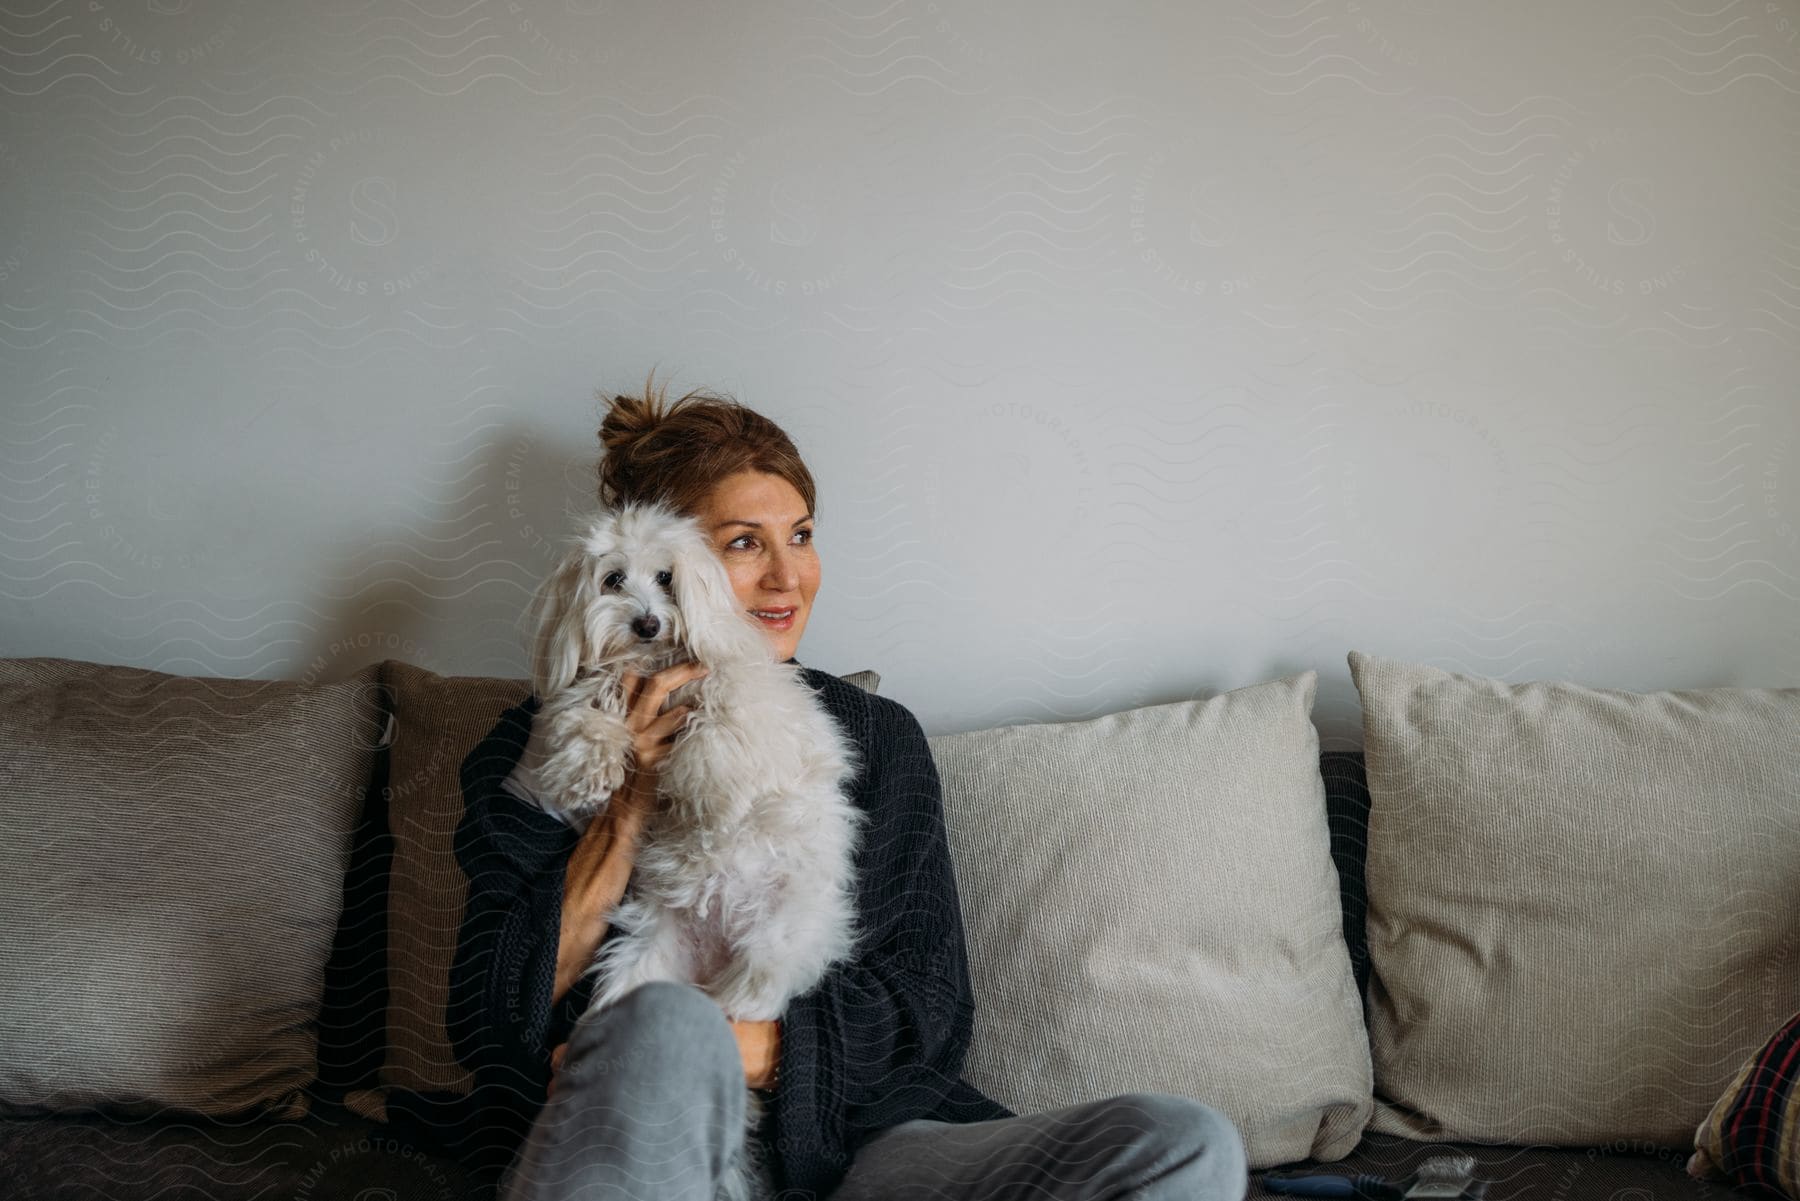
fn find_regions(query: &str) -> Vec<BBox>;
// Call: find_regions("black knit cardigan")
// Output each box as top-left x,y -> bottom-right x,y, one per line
433,660 -> 1014,1199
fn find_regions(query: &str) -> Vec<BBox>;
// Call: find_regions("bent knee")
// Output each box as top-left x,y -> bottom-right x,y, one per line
566,981 -> 735,1065
615,979 -> 721,1025
1112,1092 -> 1248,1196
573,979 -> 715,1031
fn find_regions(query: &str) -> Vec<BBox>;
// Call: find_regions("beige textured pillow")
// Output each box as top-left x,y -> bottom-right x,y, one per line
931,671 -> 1373,1167
838,668 -> 880,696
351,660 -> 882,1120
1348,649 -> 1800,1147
0,656 -> 383,1120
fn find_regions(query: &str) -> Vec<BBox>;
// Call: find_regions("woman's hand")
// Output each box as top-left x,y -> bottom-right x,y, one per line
554,660 -> 711,1007
562,660 -> 710,889
731,1018 -> 781,1090
609,661 -> 711,822
547,1041 -> 569,1100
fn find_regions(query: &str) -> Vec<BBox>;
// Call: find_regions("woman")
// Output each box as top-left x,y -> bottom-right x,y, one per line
445,376 -> 1250,1201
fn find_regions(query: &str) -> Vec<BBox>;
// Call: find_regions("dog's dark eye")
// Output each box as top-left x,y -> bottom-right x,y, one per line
603,570 -> 624,590
655,570 -> 673,590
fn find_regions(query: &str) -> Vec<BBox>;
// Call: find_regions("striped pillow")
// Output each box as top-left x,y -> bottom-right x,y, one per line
1689,1009 -> 1800,1199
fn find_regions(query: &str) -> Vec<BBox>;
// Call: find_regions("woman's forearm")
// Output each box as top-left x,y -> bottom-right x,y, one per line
553,788 -> 647,1007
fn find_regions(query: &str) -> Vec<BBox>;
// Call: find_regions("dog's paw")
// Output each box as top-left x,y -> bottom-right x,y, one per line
543,760 -> 624,819
583,727 -> 631,790
539,702 -> 633,813
583,751 -> 629,805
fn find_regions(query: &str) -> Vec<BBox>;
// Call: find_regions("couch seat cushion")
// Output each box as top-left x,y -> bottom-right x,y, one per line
0,1099 -> 484,1201
1249,1132 -> 1741,1199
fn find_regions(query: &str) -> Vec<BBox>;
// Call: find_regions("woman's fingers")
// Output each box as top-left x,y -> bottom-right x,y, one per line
651,704 -> 696,736
546,1041 -> 569,1101
645,661 -> 709,714
612,665 -> 709,783
631,707 -> 695,774
664,660 -> 711,687
624,663 -> 709,731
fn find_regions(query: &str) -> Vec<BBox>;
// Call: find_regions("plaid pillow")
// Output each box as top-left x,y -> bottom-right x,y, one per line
1689,1008 -> 1800,1200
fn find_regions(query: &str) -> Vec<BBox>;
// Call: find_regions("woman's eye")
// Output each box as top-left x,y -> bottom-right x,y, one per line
726,529 -> 812,551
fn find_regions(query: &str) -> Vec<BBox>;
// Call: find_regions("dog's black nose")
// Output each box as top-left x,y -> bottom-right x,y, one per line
631,613 -> 660,639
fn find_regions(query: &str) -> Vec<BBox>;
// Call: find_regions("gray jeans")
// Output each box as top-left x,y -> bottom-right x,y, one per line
500,980 -> 1249,1201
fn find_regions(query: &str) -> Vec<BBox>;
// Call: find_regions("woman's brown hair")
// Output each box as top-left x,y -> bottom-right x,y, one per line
596,368 -> 817,521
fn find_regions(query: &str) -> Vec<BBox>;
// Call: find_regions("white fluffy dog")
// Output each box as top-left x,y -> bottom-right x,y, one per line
523,500 -> 867,1201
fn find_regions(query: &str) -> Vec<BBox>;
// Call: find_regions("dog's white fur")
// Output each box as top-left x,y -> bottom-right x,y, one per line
523,500 -> 867,1201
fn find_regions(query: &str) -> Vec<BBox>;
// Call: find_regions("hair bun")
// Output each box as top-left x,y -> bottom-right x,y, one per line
598,390 -> 662,459
591,368 -> 816,520
596,370 -> 678,507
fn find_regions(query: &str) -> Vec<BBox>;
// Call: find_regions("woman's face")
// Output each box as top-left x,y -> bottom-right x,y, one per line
692,470 -> 819,663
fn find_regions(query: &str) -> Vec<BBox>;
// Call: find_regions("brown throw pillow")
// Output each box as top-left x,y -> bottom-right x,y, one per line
347,661 -> 532,1118
349,660 -> 881,1120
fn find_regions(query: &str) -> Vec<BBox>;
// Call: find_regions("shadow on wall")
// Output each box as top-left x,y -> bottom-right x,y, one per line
295,419 -> 591,686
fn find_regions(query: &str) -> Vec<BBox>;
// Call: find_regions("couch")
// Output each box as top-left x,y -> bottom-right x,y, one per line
0,653 -> 1791,1200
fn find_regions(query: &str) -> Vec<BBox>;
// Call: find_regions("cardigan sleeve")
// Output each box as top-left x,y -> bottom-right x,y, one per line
444,698 -> 585,1144
769,699 -> 987,1199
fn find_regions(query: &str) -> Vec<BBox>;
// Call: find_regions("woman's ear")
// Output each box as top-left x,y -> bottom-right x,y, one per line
527,544 -> 595,701
668,523 -> 767,666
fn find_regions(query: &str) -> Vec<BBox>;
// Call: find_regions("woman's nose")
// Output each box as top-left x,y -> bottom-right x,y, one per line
763,549 -> 799,588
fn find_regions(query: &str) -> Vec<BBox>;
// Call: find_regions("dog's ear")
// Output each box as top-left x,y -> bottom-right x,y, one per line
667,521 -> 768,666
527,540 -> 597,701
